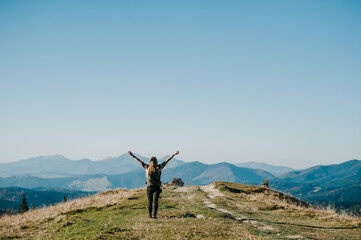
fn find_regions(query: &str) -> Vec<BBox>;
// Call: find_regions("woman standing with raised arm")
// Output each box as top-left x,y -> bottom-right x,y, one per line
128,150 -> 179,219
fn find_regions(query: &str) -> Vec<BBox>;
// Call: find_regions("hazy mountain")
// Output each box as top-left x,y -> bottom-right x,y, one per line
234,162 -> 296,176
0,187 -> 94,213
0,155 -> 72,177
0,154 -> 185,177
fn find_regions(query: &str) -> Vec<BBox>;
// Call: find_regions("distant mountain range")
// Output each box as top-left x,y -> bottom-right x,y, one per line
0,161 -> 273,191
0,154 -> 185,177
0,154 -> 293,177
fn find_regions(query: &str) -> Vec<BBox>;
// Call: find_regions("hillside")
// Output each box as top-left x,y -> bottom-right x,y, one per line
271,160 -> 361,214
1,182 -> 360,239
0,187 -> 95,213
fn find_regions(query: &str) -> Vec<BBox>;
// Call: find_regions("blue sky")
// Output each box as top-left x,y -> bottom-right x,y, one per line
0,0 -> 360,168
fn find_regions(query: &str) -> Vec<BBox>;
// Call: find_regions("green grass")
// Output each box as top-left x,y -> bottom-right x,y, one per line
1,182 -> 360,239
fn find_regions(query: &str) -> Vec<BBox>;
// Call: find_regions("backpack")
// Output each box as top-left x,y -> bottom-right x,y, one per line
146,167 -> 161,189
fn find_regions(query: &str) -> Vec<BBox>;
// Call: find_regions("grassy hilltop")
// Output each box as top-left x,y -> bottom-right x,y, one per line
0,182 -> 360,239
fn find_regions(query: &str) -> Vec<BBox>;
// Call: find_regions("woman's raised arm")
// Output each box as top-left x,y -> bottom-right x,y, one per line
128,151 -> 143,165
165,150 -> 179,164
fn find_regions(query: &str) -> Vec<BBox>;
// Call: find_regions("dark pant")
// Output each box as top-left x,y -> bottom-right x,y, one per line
147,187 -> 161,217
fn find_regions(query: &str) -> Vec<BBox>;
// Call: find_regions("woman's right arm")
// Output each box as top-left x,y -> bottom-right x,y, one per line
128,151 -> 147,168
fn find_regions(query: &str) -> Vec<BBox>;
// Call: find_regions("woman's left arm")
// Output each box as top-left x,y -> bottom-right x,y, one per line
164,151 -> 179,165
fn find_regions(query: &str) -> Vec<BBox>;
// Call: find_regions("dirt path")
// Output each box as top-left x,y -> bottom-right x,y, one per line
200,184 -> 278,232
200,184 -> 238,215
200,184 -> 224,199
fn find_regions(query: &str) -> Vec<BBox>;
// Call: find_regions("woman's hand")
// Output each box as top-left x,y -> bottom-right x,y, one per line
173,150 -> 179,156
128,151 -> 134,157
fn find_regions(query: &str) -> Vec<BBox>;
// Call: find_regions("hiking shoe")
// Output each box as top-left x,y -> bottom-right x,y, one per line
153,216 -> 158,219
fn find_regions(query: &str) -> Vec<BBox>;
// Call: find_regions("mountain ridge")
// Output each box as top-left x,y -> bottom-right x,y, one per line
276,159 -> 361,185
0,161 -> 273,191
0,154 -> 184,177
0,154 -> 297,178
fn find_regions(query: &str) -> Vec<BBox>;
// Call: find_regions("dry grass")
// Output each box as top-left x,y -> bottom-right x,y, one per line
206,182 -> 361,240
245,190 -> 360,224
0,188 -> 136,238
215,181 -> 360,222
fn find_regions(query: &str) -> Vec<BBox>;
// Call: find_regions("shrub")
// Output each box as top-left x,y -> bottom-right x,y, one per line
171,178 -> 184,186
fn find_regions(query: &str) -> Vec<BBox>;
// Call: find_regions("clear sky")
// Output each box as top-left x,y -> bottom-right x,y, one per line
0,0 -> 360,168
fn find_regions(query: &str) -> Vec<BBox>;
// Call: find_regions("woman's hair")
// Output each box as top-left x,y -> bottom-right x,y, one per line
148,156 -> 158,172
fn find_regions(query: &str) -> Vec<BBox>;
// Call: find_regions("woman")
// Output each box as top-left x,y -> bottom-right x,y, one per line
128,150 -> 179,218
